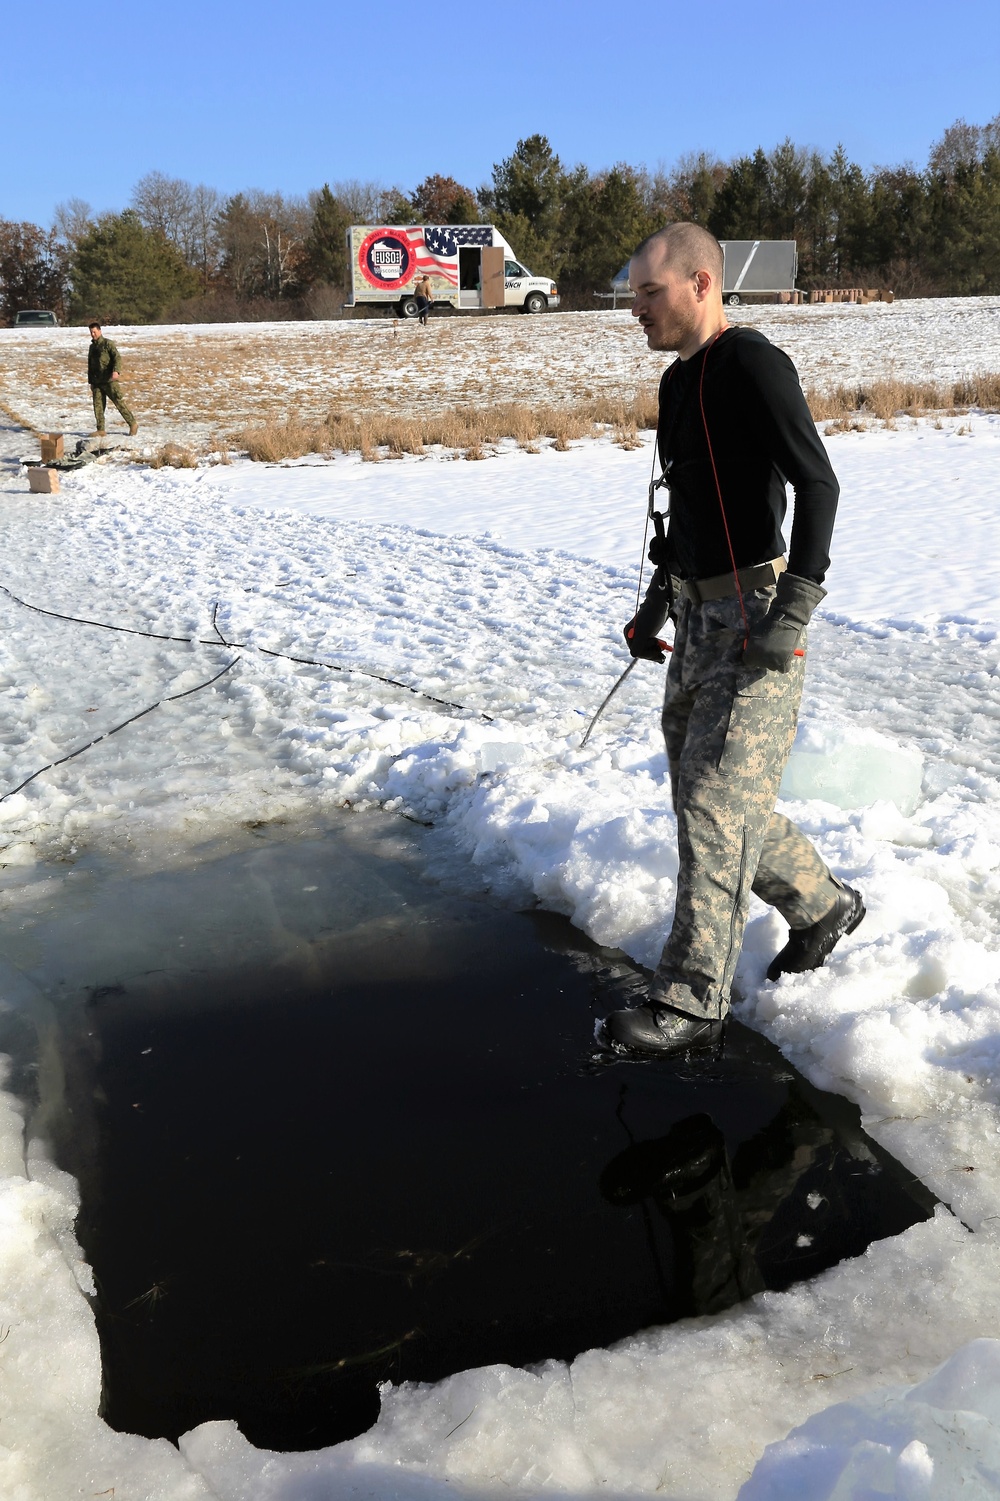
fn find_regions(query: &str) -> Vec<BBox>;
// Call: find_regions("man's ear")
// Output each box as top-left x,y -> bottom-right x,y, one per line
693,270 -> 712,301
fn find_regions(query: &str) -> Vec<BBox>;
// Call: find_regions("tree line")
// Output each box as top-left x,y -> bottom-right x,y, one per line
2,114 -> 998,325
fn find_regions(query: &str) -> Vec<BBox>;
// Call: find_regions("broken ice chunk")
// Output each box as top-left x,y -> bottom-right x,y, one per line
780,723 -> 924,815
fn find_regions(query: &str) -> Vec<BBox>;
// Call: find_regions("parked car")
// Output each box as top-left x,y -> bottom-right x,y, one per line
12,309 -> 59,327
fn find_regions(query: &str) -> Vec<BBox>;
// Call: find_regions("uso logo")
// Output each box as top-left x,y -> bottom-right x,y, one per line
358,230 -> 412,288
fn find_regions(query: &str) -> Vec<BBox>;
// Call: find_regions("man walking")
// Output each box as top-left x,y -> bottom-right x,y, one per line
87,322 -> 138,437
414,274 -> 433,326
602,223 -> 864,1058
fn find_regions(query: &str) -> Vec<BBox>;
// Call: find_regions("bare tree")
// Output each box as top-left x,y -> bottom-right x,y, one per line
132,171 -> 193,242
986,113 -> 1000,155
642,152 -> 727,225
188,183 -> 222,283
927,113 -> 1000,176
53,198 -> 94,251
216,190 -> 310,299
130,173 -> 223,284
327,179 -> 387,222
324,179 -> 411,223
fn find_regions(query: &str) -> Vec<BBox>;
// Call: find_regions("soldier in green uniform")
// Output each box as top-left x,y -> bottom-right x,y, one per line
87,322 -> 138,437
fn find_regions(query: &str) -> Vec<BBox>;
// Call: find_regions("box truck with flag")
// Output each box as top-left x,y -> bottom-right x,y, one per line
346,225 -> 560,316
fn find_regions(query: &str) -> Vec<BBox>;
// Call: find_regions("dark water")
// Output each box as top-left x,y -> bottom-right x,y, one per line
34,814 -> 934,1453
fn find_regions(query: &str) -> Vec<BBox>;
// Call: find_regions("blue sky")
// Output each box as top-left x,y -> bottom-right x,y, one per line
5,0 -> 999,226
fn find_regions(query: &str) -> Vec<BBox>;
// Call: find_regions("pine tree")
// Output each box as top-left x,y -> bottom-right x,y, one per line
561,165 -> 655,291
490,135 -> 567,272
708,149 -> 771,239
766,139 -> 809,240
70,211 -> 199,323
305,185 -> 350,286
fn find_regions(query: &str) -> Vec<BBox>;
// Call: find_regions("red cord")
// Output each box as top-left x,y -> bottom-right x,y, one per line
698,331 -> 750,646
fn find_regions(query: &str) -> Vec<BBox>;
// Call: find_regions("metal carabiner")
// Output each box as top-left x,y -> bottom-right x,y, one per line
647,461 -> 672,521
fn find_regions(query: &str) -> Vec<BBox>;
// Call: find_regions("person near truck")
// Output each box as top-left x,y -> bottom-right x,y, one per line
414,274 -> 432,326
600,222 -> 864,1059
87,322 -> 138,437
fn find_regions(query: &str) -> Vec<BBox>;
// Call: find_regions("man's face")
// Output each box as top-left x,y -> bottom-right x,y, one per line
629,248 -> 701,353
89,326 -> 101,341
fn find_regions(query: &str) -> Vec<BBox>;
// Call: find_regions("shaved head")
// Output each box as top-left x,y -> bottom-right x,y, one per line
628,222 -> 728,357
633,223 -> 724,284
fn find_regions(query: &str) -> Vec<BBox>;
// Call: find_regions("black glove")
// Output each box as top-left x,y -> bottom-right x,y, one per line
624,577 -> 671,663
647,533 -> 671,570
743,572 -> 826,672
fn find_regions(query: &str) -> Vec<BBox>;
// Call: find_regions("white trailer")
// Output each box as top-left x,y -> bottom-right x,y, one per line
609,240 -> 799,305
720,240 -> 798,304
346,225 -> 560,317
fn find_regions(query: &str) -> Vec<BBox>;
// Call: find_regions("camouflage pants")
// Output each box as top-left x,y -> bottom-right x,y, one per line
91,382 -> 135,432
650,589 -> 841,1021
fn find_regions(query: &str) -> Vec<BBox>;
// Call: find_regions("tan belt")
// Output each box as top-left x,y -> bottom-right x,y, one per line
680,556 -> 786,604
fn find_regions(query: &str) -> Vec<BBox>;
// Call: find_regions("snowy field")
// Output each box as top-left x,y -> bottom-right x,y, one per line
1,296 -> 999,455
3,306 -> 1000,1499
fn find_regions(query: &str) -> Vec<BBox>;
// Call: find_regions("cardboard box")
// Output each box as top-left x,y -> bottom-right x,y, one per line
28,467 -> 60,494
40,433 -> 64,463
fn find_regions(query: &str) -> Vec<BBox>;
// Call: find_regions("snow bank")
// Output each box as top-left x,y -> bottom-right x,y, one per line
2,419 -> 1000,1498
740,1339 -> 1000,1500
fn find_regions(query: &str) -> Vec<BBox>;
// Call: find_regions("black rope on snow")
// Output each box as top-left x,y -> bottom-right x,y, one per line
0,659 -> 240,804
209,600 -> 230,647
254,647 -> 494,721
0,582 -> 197,644
0,582 -> 494,723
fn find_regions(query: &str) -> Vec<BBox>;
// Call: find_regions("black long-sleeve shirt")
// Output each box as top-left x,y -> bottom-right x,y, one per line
656,327 -> 839,584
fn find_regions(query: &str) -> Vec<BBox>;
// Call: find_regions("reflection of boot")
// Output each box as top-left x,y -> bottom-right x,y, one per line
601,1114 -> 764,1315
601,1114 -> 726,1205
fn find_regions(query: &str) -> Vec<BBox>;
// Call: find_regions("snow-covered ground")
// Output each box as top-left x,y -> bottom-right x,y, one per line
3,351 -> 1000,1496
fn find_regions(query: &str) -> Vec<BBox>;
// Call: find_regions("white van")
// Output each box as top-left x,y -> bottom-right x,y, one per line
346,224 -> 559,317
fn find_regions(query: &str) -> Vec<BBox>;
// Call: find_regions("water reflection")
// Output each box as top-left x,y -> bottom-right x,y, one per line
601,1079 -> 935,1321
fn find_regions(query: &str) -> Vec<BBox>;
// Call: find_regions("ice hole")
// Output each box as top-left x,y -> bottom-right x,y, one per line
2,812 -> 936,1453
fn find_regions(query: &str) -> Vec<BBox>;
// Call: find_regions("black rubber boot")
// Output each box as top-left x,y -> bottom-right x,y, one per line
767,885 -> 866,982
600,1001 -> 724,1058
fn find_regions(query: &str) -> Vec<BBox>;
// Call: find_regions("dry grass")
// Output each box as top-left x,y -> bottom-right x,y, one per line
149,441 -> 199,469
235,388 -> 661,464
237,375 -> 1000,462
955,372 -> 1000,408
232,372 -> 1000,460
239,417 -> 330,463
0,397 -> 39,437
805,374 -> 1000,428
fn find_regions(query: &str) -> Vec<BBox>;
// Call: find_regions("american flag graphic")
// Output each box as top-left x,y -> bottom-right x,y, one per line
398,225 -> 494,285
